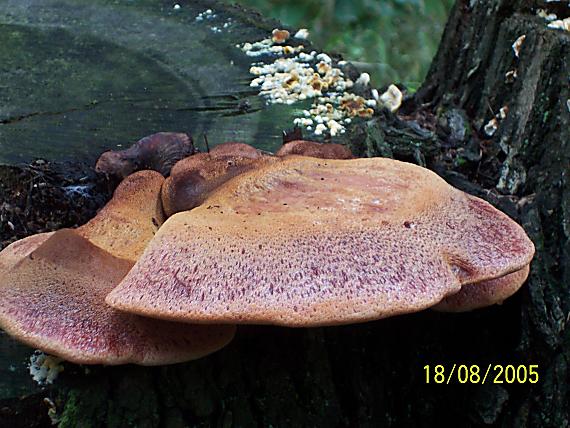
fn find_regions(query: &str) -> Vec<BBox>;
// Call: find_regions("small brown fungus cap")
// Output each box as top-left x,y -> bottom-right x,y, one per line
95,132 -> 195,178
271,29 -> 290,44
276,140 -> 354,160
107,157 -> 535,326
162,142 -> 276,217
0,229 -> 235,365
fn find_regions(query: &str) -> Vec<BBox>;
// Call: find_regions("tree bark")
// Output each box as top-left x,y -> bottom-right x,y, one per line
1,0 -> 569,427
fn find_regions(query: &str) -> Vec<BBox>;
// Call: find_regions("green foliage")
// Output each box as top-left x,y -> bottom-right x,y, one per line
227,0 -> 453,88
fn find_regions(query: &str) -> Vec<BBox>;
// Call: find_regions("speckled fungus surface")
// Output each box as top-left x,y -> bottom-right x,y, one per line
106,156 -> 535,326
0,169 -> 235,365
0,229 -> 235,365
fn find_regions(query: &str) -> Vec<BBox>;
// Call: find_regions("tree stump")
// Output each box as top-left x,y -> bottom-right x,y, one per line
1,0 -> 569,427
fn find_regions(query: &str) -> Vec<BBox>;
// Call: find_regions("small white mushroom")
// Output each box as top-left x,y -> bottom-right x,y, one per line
379,84 -> 403,113
371,88 -> 379,101
355,73 -> 371,86
316,53 -> 332,64
314,123 -> 327,135
505,69 -> 518,83
499,106 -> 509,120
484,118 -> 499,136
512,35 -> 526,58
536,9 -> 557,21
294,29 -> 310,40
29,352 -> 64,385
547,18 -> 570,32
328,119 -> 344,136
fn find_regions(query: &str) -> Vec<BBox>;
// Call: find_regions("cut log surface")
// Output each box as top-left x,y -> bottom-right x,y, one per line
0,0 -> 303,164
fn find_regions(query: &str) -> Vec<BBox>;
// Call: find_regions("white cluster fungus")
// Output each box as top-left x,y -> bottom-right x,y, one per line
195,9 -> 216,21
239,29 -> 378,137
505,69 -> 518,83
537,9 -> 569,32
29,351 -> 64,385
355,72 -> 371,86
240,39 -> 304,58
536,9 -> 557,21
484,104 -> 509,137
272,29 -> 290,44
294,29 -> 310,40
547,18 -> 570,32
512,35 -> 526,58
378,84 -> 403,113
499,105 -> 509,120
484,118 -> 499,137
194,9 -> 232,33
314,123 -> 328,135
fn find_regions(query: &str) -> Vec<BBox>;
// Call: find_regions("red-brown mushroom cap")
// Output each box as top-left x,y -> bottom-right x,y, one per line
95,132 -> 195,178
433,265 -> 530,312
276,140 -> 354,159
78,170 -> 165,262
107,156 -> 535,326
162,142 -> 276,217
0,229 -> 235,365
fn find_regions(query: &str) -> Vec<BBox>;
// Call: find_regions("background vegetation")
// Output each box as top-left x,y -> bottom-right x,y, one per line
227,0 -> 454,90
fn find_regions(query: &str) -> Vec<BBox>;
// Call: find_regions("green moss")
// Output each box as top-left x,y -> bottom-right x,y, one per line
58,383 -> 108,428
223,0 -> 453,86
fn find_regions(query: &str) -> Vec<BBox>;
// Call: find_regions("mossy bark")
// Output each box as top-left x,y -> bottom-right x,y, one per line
1,0 -> 569,427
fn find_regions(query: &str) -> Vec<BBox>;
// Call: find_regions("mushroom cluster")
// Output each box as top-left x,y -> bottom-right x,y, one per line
0,136 -> 535,365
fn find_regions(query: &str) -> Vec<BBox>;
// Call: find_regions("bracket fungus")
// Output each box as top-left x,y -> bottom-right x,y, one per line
0,170 -> 235,365
0,230 -> 234,364
106,155 -> 534,326
1,138 -> 535,363
162,142 -> 276,217
162,141 -> 354,217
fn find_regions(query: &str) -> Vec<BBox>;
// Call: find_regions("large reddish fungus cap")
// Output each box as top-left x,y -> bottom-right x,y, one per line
162,142 -> 276,217
78,170 -> 165,262
107,156 -> 535,326
0,229 -> 235,365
